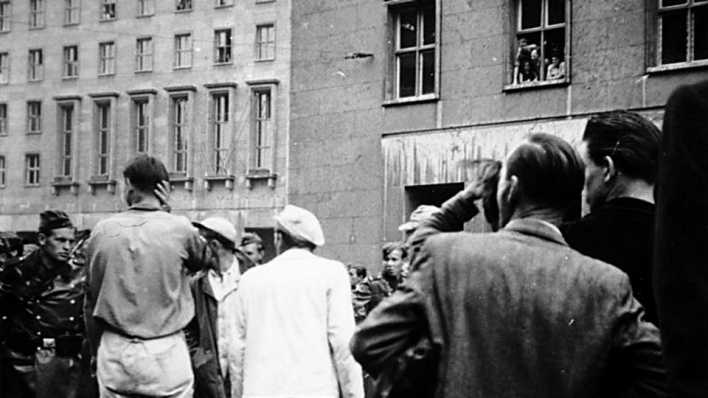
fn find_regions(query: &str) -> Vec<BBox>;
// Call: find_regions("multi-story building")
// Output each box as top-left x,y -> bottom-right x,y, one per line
0,0 -> 290,260
289,0 -> 708,267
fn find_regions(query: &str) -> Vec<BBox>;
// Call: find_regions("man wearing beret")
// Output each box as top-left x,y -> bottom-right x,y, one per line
233,205 -> 364,398
0,210 -> 86,398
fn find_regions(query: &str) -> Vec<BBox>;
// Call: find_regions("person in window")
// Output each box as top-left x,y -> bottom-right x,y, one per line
547,54 -> 566,80
518,59 -> 539,83
513,38 -> 539,84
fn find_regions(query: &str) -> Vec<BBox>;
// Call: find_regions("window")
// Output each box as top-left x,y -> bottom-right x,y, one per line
63,45 -> 79,78
176,0 -> 192,11
657,0 -> 708,65
252,89 -> 273,170
216,0 -> 232,6
214,29 -> 232,64
27,101 -> 41,134
0,103 -> 6,135
0,0 -> 11,31
95,102 -> 111,177
0,155 -> 5,187
59,105 -> 74,178
29,0 -> 44,28
25,154 -> 40,186
391,3 -> 437,99
0,52 -> 8,84
171,96 -> 189,173
210,93 -> 230,175
174,33 -> 192,68
28,49 -> 43,81
98,41 -> 115,75
64,0 -> 80,24
256,24 -> 275,61
101,0 -> 115,20
136,37 -> 153,72
137,0 -> 154,16
132,99 -> 150,154
511,0 -> 568,85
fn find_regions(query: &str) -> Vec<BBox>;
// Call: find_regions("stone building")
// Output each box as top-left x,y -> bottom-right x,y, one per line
289,0 -> 708,268
0,0 -> 290,260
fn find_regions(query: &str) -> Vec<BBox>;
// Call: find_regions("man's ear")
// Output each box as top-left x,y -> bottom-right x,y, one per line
37,232 -> 47,247
602,156 -> 616,183
507,175 -> 520,206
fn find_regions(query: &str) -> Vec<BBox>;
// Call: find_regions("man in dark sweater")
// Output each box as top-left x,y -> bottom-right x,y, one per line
561,110 -> 661,324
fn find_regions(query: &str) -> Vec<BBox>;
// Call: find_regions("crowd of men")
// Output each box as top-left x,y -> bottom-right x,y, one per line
0,79 -> 707,398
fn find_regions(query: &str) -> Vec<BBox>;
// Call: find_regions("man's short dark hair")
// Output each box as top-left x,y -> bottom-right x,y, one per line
123,155 -> 169,193
349,264 -> 368,279
382,242 -> 408,261
507,133 -> 584,213
583,110 -> 661,184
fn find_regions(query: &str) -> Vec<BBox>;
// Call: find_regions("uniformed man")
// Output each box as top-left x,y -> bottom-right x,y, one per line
0,210 -> 85,398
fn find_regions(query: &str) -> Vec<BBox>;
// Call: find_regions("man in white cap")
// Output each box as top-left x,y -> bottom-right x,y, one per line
398,204 -> 441,241
232,205 -> 364,398
185,217 -> 255,398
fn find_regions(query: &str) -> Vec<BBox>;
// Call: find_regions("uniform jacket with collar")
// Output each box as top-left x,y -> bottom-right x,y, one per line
233,248 -> 364,398
352,217 -> 667,398
186,249 -> 254,398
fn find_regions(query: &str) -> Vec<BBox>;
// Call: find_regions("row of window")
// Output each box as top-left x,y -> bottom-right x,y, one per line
0,86 -> 275,188
0,27 -> 275,83
390,0 -> 708,100
0,0 -> 274,31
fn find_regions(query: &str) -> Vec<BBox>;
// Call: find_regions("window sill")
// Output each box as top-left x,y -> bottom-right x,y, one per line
647,60 -> 708,75
26,131 -> 42,135
0,30 -> 9,34
24,184 -> 41,188
173,65 -> 193,71
503,79 -> 569,93
62,76 -> 79,81
63,22 -> 80,27
99,18 -> 116,23
169,174 -> 194,191
215,4 -> 234,9
51,179 -> 79,195
28,26 -> 45,30
135,69 -> 153,74
87,177 -> 117,195
174,9 -> 193,13
255,0 -> 276,3
98,73 -> 115,78
254,58 -> 275,63
204,174 -> 235,191
136,14 -> 154,18
246,169 -> 277,189
382,94 -> 439,107
213,61 -> 234,67
28,79 -> 43,83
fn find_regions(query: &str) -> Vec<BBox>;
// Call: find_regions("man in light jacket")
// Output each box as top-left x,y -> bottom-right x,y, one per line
233,205 -> 364,398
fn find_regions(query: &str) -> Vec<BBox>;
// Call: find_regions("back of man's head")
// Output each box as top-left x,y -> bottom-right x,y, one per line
583,110 -> 661,184
123,155 -> 169,193
506,133 -> 584,213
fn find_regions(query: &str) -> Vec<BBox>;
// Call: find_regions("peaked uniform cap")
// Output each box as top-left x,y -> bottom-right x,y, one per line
193,217 -> 237,246
274,205 -> 325,246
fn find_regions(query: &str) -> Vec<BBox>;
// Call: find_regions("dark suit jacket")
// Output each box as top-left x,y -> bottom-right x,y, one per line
352,218 -> 666,398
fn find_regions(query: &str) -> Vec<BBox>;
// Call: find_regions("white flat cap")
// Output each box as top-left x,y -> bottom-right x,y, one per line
398,205 -> 441,232
193,217 -> 237,246
274,205 -> 325,246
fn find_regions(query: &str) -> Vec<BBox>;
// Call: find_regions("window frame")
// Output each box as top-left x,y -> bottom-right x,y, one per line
0,103 -> 7,136
384,0 -> 441,105
28,48 -> 43,81
25,153 -> 40,186
63,45 -> 79,79
135,36 -> 153,72
214,28 -> 233,65
93,99 -> 113,178
0,52 -> 9,84
649,0 -> 708,71
255,23 -> 276,61
100,0 -> 116,21
169,94 -> 191,175
26,100 -> 42,135
29,0 -> 45,29
250,85 -> 275,171
131,96 -> 152,155
0,0 -> 11,32
98,41 -> 116,76
0,155 -> 5,188
57,103 -> 76,179
64,0 -> 80,25
137,0 -> 154,17
174,32 -> 193,69
209,90 -> 232,176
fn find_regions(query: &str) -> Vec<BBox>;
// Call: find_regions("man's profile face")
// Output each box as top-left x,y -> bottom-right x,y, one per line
348,268 -> 363,287
579,140 -> 609,211
496,162 -> 514,229
40,227 -> 76,264
241,242 -> 264,265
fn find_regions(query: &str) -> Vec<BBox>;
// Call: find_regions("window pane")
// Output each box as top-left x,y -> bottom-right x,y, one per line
423,7 -> 435,45
661,10 -> 688,64
695,6 -> 708,60
515,32 -> 541,83
543,27 -> 565,80
398,52 -> 416,97
399,10 -> 418,49
661,0 -> 687,6
521,0 -> 542,29
547,0 -> 565,25
421,50 -> 435,94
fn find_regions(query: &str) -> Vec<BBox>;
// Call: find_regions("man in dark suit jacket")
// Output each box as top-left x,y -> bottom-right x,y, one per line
351,133 -> 667,398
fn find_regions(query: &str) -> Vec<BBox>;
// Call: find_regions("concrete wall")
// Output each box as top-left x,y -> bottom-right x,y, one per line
289,0 -> 707,270
0,0 -> 292,234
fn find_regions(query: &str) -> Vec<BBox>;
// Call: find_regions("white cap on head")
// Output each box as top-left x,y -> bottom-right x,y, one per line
274,205 -> 325,247
398,205 -> 441,232
193,217 -> 237,246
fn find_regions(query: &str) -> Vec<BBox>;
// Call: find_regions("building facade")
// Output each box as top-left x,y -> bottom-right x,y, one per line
0,0 -> 291,259
289,0 -> 708,268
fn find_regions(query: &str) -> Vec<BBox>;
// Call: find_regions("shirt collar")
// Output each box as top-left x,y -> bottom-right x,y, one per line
503,218 -> 567,246
128,202 -> 162,211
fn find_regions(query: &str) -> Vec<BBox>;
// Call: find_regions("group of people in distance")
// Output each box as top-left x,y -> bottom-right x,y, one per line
514,38 -> 566,84
2,79 -> 708,398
